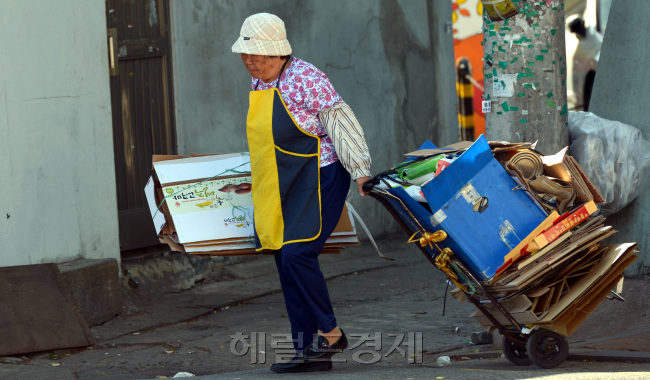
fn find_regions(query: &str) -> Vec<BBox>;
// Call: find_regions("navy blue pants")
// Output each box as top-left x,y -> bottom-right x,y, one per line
274,160 -> 351,351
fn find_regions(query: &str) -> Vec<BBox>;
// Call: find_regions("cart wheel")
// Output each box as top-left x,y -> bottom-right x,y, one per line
502,336 -> 532,366
525,329 -> 569,369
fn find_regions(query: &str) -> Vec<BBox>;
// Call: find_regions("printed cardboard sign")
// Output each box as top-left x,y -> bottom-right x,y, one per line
163,177 -> 253,215
162,176 -> 255,244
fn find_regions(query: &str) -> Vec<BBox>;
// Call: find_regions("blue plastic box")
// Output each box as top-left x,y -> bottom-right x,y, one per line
420,135 -> 548,281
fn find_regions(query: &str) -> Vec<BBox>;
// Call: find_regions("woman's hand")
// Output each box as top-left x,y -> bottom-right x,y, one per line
355,176 -> 372,197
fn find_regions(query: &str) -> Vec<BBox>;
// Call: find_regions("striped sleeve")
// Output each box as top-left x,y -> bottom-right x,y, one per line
318,101 -> 372,180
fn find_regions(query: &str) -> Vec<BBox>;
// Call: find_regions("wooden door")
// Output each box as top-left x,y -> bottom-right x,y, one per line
106,0 -> 177,251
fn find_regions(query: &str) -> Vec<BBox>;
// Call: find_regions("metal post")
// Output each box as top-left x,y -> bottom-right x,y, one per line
456,57 -> 475,141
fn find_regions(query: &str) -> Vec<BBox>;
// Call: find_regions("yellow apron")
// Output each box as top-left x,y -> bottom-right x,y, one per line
246,72 -> 322,250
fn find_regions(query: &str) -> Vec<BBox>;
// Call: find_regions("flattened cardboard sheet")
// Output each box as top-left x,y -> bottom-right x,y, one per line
404,141 -> 473,158
153,153 -> 251,185
540,243 -> 638,322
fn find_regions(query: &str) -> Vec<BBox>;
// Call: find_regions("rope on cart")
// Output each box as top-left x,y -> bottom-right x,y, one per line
405,230 -> 476,294
346,201 -> 394,261
407,230 -> 447,250
435,248 -> 469,292
449,260 -> 476,294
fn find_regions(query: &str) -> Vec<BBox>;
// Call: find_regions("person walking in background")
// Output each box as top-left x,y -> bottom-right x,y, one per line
231,12 -> 372,373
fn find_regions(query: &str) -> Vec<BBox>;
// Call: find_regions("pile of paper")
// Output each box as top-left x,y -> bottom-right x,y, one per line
477,217 -> 637,335
144,153 -> 359,256
453,143 -> 638,335
377,136 -> 637,335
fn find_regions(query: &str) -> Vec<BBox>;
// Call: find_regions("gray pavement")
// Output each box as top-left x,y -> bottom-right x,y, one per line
0,237 -> 648,379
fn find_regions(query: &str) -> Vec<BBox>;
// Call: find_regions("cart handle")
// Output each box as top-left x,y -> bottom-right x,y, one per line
362,170 -> 398,193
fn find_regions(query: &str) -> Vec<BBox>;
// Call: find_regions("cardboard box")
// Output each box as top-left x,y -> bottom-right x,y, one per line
531,201 -> 597,250
420,136 -> 548,281
539,243 -> 637,323
404,141 -> 473,158
153,153 -> 251,185
470,295 -> 542,326
147,153 -> 254,244
145,153 -> 359,256
161,175 -> 254,244
542,147 -> 605,204
471,243 -> 638,331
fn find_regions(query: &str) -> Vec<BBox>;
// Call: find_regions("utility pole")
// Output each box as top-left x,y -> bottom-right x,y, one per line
482,0 -> 568,154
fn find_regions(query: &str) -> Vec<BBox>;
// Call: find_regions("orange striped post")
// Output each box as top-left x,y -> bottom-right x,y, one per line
456,57 -> 474,141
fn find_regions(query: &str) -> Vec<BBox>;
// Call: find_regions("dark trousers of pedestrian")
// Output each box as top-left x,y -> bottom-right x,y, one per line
274,160 -> 351,351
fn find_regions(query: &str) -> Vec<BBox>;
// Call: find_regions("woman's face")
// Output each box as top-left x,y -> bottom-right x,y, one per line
241,54 -> 283,83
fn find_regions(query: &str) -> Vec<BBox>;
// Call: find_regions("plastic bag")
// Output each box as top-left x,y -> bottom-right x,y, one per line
568,111 -> 650,216
436,356 -> 452,367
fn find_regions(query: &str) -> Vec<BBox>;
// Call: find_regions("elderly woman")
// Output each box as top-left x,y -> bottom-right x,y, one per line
232,13 -> 372,373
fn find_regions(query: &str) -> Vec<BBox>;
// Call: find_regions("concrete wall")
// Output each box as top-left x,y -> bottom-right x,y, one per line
588,0 -> 649,275
0,1 -> 121,267
170,0 -> 457,236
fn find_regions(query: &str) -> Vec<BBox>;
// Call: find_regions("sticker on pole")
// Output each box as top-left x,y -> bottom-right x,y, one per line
493,74 -> 517,97
482,101 -> 491,113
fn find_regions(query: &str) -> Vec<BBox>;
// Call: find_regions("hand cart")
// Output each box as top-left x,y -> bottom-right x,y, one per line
362,172 -> 570,369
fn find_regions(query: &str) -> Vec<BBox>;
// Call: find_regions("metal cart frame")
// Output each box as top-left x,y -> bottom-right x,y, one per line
363,172 -> 569,369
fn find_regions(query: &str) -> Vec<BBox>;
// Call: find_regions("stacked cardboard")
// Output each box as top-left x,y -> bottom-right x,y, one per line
396,137 -> 638,336
144,153 -> 359,256
468,242 -> 637,336
446,143 -> 637,335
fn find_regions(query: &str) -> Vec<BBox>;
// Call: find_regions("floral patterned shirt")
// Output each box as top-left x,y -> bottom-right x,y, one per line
251,57 -> 341,167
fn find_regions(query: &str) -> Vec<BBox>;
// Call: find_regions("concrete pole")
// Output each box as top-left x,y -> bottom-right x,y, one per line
483,0 -> 568,154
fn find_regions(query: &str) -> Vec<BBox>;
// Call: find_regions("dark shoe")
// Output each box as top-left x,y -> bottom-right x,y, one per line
270,355 -> 332,373
305,329 -> 349,360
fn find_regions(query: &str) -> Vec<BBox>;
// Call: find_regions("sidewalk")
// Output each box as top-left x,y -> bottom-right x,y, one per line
110,238 -> 650,364
91,238 -> 405,342
1,237 -> 648,379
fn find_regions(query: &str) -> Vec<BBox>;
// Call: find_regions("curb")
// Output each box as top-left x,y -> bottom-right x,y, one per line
568,349 -> 650,363
440,347 -> 650,364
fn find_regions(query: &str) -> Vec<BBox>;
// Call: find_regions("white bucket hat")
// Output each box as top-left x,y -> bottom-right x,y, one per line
232,13 -> 292,56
